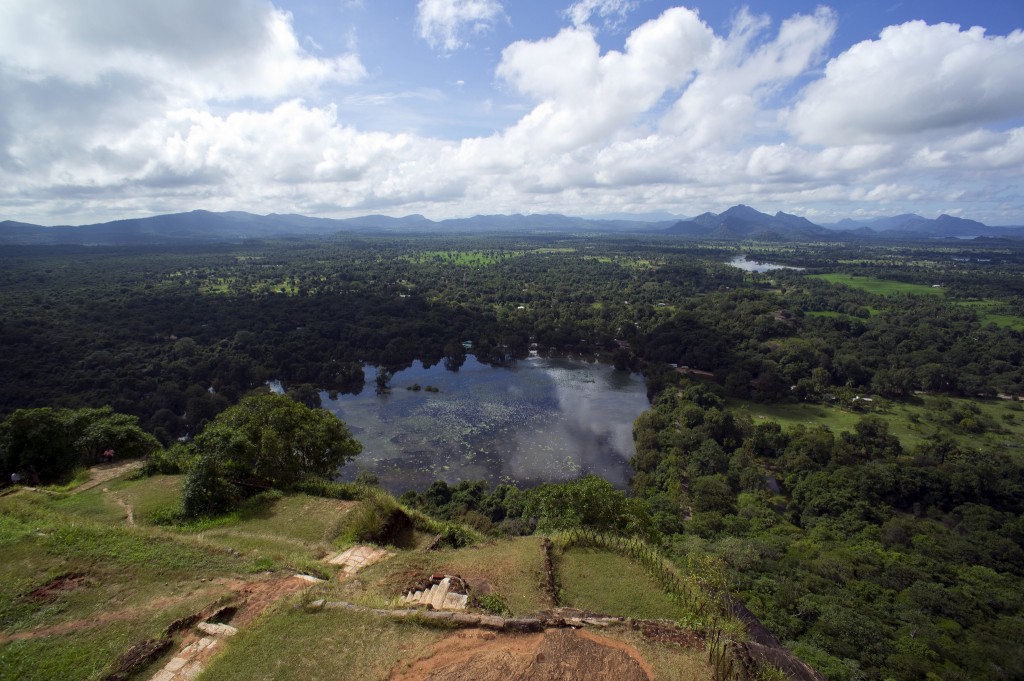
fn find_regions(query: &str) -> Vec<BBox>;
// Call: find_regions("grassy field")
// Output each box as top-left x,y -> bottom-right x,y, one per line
197,607 -> 446,681
958,300 -> 1024,330
729,395 -> 1024,451
556,546 -> 682,620
805,310 -> 877,323
809,274 -> 1024,329
403,250 -> 525,266
328,536 -> 550,615
808,273 -> 945,296
0,489 -> 249,681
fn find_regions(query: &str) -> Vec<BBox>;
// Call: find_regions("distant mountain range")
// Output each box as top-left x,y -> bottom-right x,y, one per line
2,206 -> 1022,245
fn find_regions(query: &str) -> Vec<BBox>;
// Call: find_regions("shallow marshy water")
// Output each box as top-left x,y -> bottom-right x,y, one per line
320,356 -> 649,492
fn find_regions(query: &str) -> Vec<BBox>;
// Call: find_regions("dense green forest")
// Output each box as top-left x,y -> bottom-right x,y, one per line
3,233 -> 1024,679
2,235 -> 1024,436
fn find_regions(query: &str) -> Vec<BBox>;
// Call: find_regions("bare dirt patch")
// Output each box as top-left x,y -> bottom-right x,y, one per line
388,627 -> 654,681
27,572 -> 90,602
634,620 -> 705,649
227,574 -> 311,627
73,460 -> 144,494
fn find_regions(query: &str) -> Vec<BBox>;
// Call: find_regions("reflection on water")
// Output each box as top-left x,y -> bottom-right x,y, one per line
727,255 -> 805,272
321,356 -> 649,493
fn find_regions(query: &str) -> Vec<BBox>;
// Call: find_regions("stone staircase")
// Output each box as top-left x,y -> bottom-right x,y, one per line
400,574 -> 469,611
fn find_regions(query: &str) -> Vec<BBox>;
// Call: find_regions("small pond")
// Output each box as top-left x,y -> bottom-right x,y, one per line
727,255 -> 806,273
317,356 -> 649,493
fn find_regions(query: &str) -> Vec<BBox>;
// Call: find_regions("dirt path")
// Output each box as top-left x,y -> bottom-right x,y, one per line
388,628 -> 654,681
73,460 -> 144,494
104,488 -> 136,525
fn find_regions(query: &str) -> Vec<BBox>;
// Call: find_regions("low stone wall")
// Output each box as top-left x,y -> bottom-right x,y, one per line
308,600 -> 645,634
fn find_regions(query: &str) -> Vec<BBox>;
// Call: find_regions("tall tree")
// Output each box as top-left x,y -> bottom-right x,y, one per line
182,393 -> 361,515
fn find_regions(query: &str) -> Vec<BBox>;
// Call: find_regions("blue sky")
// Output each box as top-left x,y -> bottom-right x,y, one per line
1,0 -> 1023,225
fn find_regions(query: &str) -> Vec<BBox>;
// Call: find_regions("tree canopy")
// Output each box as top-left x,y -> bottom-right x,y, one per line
0,406 -> 158,483
181,393 -> 361,516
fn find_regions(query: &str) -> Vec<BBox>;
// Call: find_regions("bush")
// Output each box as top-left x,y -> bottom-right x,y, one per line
473,593 -> 511,616
146,506 -> 186,526
437,522 -> 477,549
141,443 -> 196,476
347,494 -> 413,545
181,455 -> 241,517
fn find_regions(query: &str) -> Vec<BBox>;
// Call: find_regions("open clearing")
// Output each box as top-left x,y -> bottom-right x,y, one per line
729,394 -> 1024,451
807,273 -> 945,296
808,273 -> 1024,329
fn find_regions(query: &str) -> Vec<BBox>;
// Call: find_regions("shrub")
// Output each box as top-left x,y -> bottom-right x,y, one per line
473,593 -> 511,616
141,443 -> 196,476
437,522 -> 476,549
347,494 -> 413,545
290,478 -> 361,500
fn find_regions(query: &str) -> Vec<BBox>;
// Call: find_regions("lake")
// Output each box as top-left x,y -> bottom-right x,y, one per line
317,356 -> 649,493
727,255 -> 806,272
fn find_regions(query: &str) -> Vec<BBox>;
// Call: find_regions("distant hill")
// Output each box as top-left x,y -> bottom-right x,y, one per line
0,210 -> 671,245
822,213 -> 1020,238
2,206 -> 1023,245
665,205 -> 832,240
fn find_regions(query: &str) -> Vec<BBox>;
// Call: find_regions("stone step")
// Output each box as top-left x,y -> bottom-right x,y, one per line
400,574 -> 469,611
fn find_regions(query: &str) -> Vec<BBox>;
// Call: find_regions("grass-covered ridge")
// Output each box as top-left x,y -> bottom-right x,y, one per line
1,466 -> 741,681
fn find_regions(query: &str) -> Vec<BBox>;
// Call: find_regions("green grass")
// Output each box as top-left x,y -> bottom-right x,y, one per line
50,486 -> 126,524
731,395 -> 1024,451
0,620 -> 146,681
733,397 -> 933,448
556,547 -> 683,620
808,273 -> 945,297
332,536 -> 550,615
810,274 -> 1024,328
0,492 -> 252,681
66,477 -> 361,569
979,312 -> 1024,331
196,607 -> 445,681
1,472 -> 720,681
110,474 -> 185,521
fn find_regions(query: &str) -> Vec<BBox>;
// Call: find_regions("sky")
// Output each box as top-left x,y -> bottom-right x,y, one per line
1,1 -> 1023,226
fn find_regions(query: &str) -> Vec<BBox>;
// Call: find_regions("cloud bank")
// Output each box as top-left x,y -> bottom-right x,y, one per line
1,1 -> 1023,225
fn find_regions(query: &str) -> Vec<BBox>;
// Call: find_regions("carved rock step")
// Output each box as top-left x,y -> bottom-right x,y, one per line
401,574 -> 470,611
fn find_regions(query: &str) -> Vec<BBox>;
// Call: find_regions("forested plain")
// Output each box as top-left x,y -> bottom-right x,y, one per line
3,232 -> 1024,679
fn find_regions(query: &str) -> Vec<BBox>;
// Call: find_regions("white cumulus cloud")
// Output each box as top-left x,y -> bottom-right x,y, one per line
0,0 -> 365,101
791,21 -> 1024,145
416,0 -> 504,52
497,7 -> 715,152
662,7 -> 836,148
